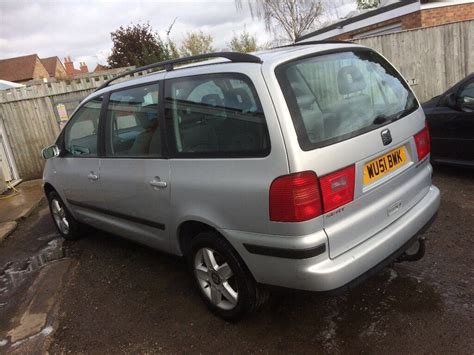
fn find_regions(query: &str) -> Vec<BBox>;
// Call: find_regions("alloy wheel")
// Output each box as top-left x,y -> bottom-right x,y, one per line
51,198 -> 69,235
194,247 -> 238,310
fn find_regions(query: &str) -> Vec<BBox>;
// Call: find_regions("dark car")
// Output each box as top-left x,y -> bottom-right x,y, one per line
423,73 -> 474,167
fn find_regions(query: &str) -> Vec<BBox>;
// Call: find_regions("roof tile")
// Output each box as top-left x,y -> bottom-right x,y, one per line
0,54 -> 39,82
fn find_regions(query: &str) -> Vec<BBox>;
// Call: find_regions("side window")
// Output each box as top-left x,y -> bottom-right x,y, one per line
105,83 -> 161,157
164,73 -> 269,157
64,96 -> 102,156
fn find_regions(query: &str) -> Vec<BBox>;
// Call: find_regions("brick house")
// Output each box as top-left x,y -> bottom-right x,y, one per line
93,64 -> 108,72
0,54 -> 71,83
40,56 -> 68,80
298,0 -> 474,41
0,54 -> 50,83
63,56 -> 89,77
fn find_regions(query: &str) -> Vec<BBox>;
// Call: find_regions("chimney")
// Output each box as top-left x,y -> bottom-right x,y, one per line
64,56 -> 75,77
80,62 -> 89,74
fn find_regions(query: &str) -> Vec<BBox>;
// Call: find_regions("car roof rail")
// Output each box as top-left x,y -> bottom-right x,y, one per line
95,52 -> 262,91
277,40 -> 354,48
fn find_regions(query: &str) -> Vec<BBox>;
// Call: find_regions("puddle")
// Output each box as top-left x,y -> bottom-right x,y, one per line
0,238 -> 71,309
387,268 -> 398,283
10,325 -> 54,348
37,233 -> 61,241
0,325 -> 54,350
318,298 -> 342,352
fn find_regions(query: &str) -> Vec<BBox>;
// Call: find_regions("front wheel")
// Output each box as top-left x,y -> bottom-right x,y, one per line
47,191 -> 82,240
188,231 -> 268,321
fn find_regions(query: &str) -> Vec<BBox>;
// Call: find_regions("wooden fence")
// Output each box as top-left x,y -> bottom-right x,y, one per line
0,72 -> 142,180
355,20 -> 474,102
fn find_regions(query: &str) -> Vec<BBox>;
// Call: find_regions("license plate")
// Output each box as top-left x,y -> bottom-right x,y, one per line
363,146 -> 407,185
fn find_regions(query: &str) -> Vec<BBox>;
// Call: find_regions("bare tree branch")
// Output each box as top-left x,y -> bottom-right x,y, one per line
236,0 -> 324,43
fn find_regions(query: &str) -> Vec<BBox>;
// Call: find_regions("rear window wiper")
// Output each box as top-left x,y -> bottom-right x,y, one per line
372,109 -> 411,125
372,115 -> 390,125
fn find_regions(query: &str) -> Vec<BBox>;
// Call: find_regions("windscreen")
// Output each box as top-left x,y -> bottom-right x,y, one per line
276,49 -> 418,150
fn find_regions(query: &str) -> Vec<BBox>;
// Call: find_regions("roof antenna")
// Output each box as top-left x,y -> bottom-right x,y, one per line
166,17 -> 177,38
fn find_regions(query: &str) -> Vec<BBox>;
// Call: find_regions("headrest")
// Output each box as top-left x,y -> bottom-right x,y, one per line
337,65 -> 366,95
290,82 -> 315,109
127,95 -> 144,106
135,111 -> 156,129
224,88 -> 253,112
201,94 -> 223,107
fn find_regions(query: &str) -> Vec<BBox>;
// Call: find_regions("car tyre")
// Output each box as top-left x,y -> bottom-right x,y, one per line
188,231 -> 267,322
47,191 -> 82,240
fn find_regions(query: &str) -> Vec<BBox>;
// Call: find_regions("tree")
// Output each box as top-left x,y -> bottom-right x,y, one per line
236,0 -> 324,43
228,30 -> 259,53
324,0 -> 354,22
167,39 -> 180,59
356,0 -> 380,10
179,31 -> 215,57
107,23 -> 169,68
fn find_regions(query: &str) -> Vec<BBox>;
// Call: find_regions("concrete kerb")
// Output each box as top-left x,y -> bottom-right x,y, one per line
17,196 -> 46,221
0,221 -> 18,243
0,179 -> 46,244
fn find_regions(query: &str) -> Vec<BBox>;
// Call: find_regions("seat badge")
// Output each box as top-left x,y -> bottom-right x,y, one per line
381,129 -> 392,146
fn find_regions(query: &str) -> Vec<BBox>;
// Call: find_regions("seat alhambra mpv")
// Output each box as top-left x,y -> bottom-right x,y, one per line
42,42 -> 440,321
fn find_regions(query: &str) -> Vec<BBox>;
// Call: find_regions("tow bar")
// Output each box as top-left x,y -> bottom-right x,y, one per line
395,237 -> 426,263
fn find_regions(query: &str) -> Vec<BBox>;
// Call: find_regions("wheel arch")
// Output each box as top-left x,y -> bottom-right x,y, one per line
177,220 -> 220,256
43,182 -> 56,197
43,182 -> 78,220
176,219 -> 257,282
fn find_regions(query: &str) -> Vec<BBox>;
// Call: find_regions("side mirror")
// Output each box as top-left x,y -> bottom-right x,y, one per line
460,95 -> 474,111
41,144 -> 60,160
444,92 -> 457,109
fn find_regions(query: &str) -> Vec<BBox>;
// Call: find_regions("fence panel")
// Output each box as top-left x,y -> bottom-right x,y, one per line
0,70 -> 145,179
355,20 -> 474,102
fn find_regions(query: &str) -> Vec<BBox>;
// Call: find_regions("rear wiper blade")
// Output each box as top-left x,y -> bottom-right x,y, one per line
372,115 -> 390,125
372,110 -> 408,125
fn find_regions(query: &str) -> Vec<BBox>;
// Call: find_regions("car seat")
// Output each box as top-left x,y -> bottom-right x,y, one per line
334,65 -> 374,135
129,110 -> 160,155
286,66 -> 325,143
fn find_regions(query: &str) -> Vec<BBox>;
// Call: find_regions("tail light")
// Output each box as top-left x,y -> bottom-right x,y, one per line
320,165 -> 355,213
269,171 -> 322,222
269,165 -> 356,222
414,122 -> 430,161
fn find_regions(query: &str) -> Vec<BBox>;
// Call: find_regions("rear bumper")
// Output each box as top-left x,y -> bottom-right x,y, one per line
223,185 -> 440,291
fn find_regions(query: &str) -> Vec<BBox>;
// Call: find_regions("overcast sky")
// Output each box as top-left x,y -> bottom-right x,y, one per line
0,0 -> 356,70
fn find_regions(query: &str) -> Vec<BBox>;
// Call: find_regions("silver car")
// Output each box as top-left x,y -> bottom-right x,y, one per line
42,42 -> 440,321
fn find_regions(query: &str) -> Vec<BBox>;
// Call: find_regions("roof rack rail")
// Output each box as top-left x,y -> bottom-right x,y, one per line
95,52 -> 262,91
277,40 -> 353,48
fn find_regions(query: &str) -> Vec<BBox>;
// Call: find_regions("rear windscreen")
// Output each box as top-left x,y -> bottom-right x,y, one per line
275,49 -> 418,150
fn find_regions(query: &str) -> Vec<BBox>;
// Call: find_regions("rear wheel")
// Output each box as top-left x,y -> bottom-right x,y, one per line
47,191 -> 82,240
188,231 -> 267,321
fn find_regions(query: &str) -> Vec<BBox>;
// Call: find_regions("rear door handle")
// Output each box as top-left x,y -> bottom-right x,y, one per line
87,172 -> 99,181
149,178 -> 167,189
